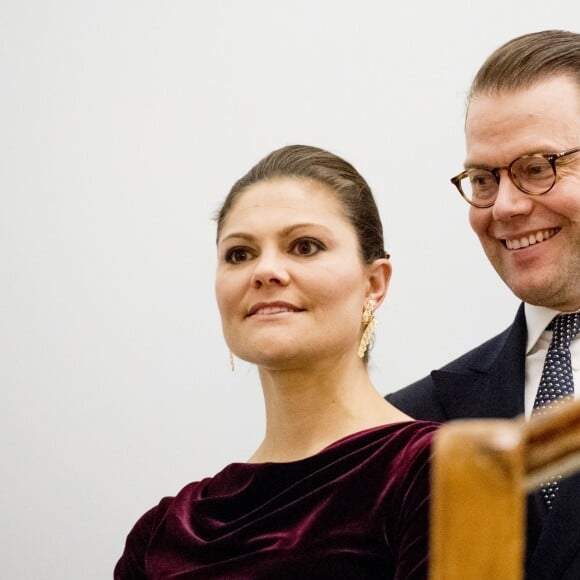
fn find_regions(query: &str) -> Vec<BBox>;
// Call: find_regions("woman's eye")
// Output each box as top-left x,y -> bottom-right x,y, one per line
225,247 -> 252,264
291,238 -> 324,256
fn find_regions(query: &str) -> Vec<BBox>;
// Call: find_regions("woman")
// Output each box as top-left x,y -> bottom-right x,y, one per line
115,145 -> 439,579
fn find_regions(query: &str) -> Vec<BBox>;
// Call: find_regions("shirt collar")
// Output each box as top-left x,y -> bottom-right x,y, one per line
525,303 -> 560,354
524,303 -> 580,354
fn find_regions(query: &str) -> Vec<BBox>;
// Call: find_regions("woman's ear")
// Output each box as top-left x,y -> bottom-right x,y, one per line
365,258 -> 392,309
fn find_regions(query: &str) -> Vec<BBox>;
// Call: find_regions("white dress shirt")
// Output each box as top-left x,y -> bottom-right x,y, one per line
524,303 -> 580,418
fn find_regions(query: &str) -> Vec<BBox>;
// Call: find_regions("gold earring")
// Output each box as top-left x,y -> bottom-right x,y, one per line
358,299 -> 377,359
229,351 -> 235,372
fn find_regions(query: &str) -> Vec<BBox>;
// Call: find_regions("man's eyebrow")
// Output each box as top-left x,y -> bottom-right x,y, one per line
464,159 -> 492,170
464,148 -> 553,170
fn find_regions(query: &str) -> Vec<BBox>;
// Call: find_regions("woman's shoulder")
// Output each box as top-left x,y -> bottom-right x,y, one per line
380,419 -> 440,471
385,419 -> 441,452
114,496 -> 175,579
326,419 -> 440,457
326,420 -> 439,486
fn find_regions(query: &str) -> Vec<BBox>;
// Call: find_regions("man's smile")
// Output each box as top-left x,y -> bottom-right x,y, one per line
502,228 -> 559,250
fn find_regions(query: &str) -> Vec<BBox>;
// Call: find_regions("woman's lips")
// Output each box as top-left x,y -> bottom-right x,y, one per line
247,301 -> 304,317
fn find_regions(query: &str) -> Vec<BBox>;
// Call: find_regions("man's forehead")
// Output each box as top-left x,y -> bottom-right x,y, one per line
463,78 -> 580,167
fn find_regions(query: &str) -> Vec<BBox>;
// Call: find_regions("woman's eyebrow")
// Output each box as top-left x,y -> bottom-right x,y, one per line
279,223 -> 332,237
219,232 -> 255,244
220,223 -> 332,244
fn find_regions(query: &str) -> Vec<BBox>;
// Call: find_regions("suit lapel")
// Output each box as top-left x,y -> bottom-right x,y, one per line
431,304 -> 527,420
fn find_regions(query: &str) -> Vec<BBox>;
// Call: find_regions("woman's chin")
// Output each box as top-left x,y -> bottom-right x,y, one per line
236,346 -> 306,370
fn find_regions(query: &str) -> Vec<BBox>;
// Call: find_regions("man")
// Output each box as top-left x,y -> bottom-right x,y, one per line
388,30 -> 580,579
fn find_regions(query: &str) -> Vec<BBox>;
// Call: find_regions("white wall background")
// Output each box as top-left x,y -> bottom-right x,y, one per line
1,1 -> 578,578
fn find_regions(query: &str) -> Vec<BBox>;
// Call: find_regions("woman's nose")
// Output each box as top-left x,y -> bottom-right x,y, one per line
250,253 -> 290,288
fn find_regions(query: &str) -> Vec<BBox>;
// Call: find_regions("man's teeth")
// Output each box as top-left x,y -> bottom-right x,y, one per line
505,229 -> 556,250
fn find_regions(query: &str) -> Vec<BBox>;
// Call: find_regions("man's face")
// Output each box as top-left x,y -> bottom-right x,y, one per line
466,75 -> 580,311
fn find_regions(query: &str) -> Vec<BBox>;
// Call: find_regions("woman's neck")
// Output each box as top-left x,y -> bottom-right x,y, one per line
248,355 -> 410,463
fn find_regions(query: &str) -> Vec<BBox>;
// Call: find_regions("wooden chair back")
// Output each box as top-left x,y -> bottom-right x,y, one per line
429,399 -> 580,580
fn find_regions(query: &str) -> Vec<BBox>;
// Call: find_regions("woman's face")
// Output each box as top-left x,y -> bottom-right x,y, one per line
215,177 -> 388,369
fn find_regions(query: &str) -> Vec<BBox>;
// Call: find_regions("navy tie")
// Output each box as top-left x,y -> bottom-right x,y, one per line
532,312 -> 580,508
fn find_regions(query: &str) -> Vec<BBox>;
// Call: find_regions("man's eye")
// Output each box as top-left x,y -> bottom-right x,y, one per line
225,248 -> 252,264
291,238 -> 324,256
523,161 -> 552,179
469,171 -> 495,190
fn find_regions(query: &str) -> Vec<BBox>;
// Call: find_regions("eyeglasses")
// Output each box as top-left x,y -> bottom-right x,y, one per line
450,146 -> 580,208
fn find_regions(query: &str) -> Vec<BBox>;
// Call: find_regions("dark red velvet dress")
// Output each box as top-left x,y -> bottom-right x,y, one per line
115,420 -> 438,579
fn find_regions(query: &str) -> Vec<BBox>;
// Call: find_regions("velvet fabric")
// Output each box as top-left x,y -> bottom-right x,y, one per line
115,421 -> 438,579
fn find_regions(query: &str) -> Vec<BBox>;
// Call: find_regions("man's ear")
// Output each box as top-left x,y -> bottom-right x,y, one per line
365,258 -> 392,308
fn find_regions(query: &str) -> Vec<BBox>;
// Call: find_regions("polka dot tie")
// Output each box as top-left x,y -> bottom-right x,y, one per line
532,312 -> 580,509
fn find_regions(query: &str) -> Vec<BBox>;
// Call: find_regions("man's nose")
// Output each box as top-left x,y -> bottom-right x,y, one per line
492,170 -> 534,220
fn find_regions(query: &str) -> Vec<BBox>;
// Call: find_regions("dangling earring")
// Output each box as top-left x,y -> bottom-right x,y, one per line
229,351 -> 235,372
358,299 -> 377,359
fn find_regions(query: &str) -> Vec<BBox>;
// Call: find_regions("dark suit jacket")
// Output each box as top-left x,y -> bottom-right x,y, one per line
387,304 -> 580,579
